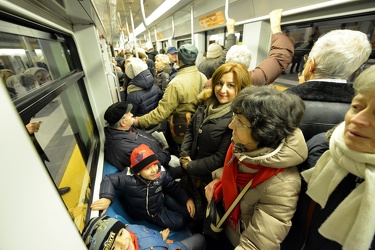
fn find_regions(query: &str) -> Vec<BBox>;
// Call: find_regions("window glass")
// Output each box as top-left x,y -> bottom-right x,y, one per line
278,14 -> 375,85
0,21 -> 96,232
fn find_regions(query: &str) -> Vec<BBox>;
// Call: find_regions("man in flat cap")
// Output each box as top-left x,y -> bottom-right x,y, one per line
104,101 -> 172,173
134,44 -> 207,154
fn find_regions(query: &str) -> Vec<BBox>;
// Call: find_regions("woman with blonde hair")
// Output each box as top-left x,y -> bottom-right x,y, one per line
179,63 -> 252,221
154,53 -> 171,92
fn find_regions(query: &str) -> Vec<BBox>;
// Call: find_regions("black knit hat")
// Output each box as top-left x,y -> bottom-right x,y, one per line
82,216 -> 125,250
104,102 -> 133,125
178,44 -> 198,65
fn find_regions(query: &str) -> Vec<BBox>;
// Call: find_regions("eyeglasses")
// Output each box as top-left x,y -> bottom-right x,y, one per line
232,114 -> 251,129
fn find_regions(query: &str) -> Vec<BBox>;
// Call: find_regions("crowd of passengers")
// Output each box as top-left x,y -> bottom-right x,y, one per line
84,8 -> 375,250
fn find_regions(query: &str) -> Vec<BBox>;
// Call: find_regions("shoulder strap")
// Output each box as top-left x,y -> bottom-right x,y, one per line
217,179 -> 253,228
304,199 -> 317,245
199,75 -> 203,92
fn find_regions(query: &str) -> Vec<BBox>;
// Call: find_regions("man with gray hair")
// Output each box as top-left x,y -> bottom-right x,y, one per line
286,29 -> 372,141
225,45 -> 252,69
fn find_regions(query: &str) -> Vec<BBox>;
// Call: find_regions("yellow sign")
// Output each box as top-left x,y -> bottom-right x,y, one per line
199,10 -> 225,29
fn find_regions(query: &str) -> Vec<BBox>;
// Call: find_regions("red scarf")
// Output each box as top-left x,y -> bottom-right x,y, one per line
213,144 -> 285,229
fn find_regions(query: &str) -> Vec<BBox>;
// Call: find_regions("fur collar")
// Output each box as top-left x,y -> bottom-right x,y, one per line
286,80 -> 354,103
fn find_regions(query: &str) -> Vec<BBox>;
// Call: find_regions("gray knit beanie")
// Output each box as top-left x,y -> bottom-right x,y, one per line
178,44 -> 198,65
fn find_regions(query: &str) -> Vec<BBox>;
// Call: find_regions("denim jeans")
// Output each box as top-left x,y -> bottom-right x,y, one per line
180,234 -> 206,250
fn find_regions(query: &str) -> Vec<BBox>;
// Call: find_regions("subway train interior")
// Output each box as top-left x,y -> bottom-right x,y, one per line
0,0 -> 374,249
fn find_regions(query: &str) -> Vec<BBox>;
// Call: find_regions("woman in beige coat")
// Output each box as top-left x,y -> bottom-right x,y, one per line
205,86 -> 308,249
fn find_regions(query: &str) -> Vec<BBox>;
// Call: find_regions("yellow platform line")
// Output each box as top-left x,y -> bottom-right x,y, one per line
59,143 -> 90,232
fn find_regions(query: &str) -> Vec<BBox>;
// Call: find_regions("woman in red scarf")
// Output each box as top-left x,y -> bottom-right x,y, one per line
205,86 -> 308,249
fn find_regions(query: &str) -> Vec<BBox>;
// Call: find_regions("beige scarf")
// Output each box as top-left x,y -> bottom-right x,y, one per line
302,122 -> 375,250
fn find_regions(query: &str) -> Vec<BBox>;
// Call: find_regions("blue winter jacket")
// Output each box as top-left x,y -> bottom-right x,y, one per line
99,166 -> 191,221
126,69 -> 161,116
126,224 -> 187,250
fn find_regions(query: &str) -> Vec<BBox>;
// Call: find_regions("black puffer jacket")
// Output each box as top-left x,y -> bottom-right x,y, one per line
154,65 -> 170,92
104,126 -> 171,171
126,69 -> 161,116
286,80 -> 354,141
100,166 -> 191,220
180,104 -> 232,184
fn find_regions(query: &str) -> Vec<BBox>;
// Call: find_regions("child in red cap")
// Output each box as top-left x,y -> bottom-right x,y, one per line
91,144 -> 195,231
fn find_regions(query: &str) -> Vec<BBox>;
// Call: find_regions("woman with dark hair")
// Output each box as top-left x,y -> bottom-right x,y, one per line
205,86 -> 308,249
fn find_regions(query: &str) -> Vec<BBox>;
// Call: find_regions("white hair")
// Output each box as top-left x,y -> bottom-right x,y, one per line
308,29 -> 371,79
225,45 -> 252,69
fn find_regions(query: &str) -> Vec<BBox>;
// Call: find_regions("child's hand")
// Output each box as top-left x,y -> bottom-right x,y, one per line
186,199 -> 195,218
90,198 -> 111,216
160,228 -> 170,241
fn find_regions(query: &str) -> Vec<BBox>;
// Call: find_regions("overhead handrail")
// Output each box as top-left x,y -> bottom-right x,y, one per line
139,0 -> 148,28
231,0 -> 360,26
153,16 -> 175,42
190,5 -> 194,44
224,0 -> 229,21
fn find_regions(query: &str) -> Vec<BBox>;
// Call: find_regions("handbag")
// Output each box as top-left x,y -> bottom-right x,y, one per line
203,179 -> 253,239
168,75 -> 203,144
169,112 -> 191,144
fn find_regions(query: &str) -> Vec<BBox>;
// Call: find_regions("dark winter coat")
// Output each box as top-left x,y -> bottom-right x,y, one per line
99,166 -> 190,224
104,126 -> 170,171
146,50 -> 158,62
126,69 -> 161,117
281,130 -> 375,250
180,104 -> 232,184
169,63 -> 178,81
282,174 -> 375,250
154,65 -> 170,92
286,80 -> 354,141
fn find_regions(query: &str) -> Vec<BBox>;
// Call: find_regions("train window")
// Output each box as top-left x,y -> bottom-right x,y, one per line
277,13 -> 375,86
0,18 -> 97,231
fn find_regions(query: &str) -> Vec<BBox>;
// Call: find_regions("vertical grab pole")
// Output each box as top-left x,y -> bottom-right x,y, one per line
148,30 -> 152,43
154,17 -> 175,42
128,3 -> 138,57
190,5 -> 194,44
139,0 -> 150,50
121,0 -> 130,45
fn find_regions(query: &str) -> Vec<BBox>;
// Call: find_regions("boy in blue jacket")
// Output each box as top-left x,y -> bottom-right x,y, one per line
91,144 -> 195,230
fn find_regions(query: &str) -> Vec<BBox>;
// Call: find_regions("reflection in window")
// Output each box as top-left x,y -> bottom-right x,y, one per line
0,20 -> 96,232
30,95 -> 91,231
279,14 -> 375,85
0,33 -> 71,100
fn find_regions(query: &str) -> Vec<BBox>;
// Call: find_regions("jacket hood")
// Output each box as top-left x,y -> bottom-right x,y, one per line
129,70 -> 154,89
235,128 -> 307,169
